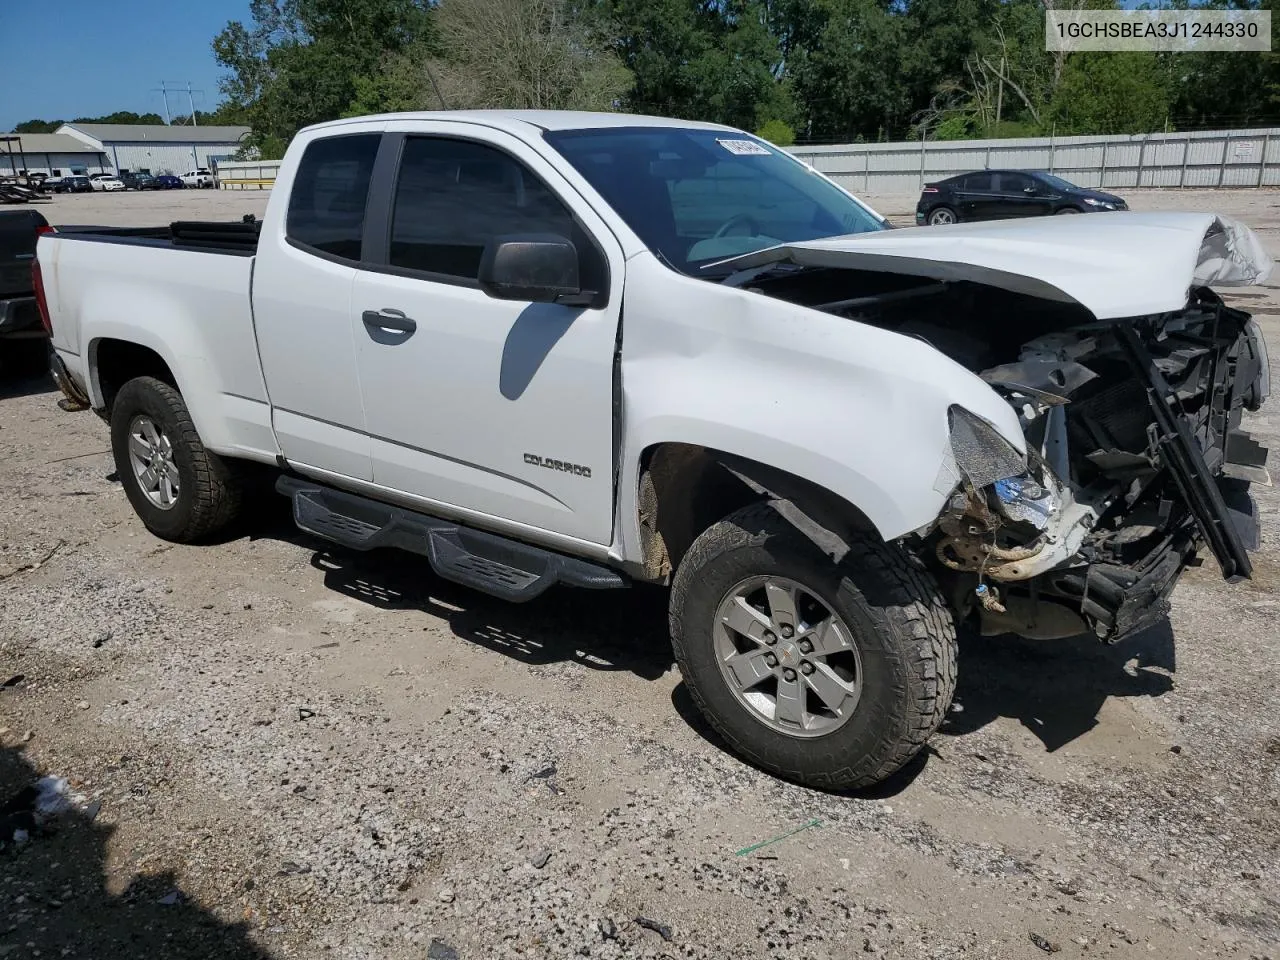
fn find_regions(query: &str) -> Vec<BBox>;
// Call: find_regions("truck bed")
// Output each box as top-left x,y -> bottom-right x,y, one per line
52,218 -> 262,256
40,220 -> 274,459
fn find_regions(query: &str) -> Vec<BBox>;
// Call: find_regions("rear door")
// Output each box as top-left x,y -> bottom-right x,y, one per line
252,129 -> 384,481
349,121 -> 625,545
955,172 -> 997,220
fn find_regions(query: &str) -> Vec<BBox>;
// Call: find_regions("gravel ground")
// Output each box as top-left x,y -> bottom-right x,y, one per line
2,187 -> 1279,960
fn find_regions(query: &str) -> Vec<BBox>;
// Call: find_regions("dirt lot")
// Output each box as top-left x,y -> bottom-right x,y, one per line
2,187 -> 1279,960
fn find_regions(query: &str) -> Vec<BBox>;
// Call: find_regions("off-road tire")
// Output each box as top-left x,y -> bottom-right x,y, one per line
109,376 -> 243,542
669,503 -> 957,790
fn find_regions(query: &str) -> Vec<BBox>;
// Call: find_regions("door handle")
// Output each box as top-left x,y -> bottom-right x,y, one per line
362,308 -> 417,334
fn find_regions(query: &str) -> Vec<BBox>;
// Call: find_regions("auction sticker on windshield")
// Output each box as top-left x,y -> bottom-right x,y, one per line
718,139 -> 771,156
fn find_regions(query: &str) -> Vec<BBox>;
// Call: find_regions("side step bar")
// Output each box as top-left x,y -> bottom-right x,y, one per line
276,476 -> 628,603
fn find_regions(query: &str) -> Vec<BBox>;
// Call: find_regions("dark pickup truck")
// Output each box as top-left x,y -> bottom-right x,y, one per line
0,209 -> 53,373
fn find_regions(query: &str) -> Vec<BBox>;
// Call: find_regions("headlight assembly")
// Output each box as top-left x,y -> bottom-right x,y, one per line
948,406 -> 1027,488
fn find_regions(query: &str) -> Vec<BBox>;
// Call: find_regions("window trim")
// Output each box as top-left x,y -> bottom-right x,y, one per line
359,131 -> 611,307
284,131 -> 383,267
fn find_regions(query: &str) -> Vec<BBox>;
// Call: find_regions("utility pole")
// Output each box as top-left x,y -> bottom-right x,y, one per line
152,82 -> 171,124
187,83 -> 198,127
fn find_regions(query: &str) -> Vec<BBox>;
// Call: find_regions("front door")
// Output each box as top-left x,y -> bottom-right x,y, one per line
992,172 -> 1052,218
351,124 -> 624,546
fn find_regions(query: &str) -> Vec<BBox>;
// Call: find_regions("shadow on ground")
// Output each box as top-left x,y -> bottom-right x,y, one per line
673,620 -> 1177,797
0,742 -> 271,959
942,620 -> 1176,751
307,545 -> 675,681
0,370 -> 54,402
249,495 -> 1178,785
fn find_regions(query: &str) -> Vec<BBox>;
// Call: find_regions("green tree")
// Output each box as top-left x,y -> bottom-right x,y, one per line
13,120 -> 62,133
756,117 -> 796,144
423,0 -> 631,111
213,0 -> 433,149
1048,52 -> 1170,135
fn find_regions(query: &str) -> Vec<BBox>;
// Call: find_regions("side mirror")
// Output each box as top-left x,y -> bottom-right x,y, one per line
479,234 -> 585,304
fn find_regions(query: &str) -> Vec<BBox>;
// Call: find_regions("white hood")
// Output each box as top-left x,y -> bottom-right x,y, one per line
713,212 -> 1273,320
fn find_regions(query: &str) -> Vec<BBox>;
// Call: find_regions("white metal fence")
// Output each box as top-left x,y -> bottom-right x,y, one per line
212,127 -> 1280,196
790,127 -> 1280,194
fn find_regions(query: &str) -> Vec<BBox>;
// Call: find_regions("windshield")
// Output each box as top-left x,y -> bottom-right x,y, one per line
1037,173 -> 1079,192
544,127 -> 886,275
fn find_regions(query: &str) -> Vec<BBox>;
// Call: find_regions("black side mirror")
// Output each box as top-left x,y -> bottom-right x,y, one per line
479,234 -> 589,305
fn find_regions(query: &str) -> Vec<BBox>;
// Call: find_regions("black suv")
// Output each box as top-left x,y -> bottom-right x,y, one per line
916,170 -> 1127,226
120,172 -> 158,190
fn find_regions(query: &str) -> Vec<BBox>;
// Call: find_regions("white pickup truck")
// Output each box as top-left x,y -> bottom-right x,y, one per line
36,111 -> 1272,789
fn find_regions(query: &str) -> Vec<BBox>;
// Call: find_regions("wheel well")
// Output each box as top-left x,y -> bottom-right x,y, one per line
636,443 -> 877,582
92,340 -> 176,414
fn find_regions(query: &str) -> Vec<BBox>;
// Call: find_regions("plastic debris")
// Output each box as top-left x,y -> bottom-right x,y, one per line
734,818 -> 822,856
157,890 -> 185,906
635,916 -> 673,941
531,849 -> 551,869
427,939 -> 459,960
1029,932 -> 1060,953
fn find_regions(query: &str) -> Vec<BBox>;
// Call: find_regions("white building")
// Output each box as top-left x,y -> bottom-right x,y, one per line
55,123 -> 251,176
0,133 -> 111,177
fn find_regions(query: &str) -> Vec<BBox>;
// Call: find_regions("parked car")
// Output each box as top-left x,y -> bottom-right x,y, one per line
89,174 -> 125,192
121,172 -> 158,191
180,169 -> 216,189
36,111 -> 1271,791
0,208 -> 53,372
43,176 -> 91,194
916,170 -> 1128,225
152,175 -> 184,190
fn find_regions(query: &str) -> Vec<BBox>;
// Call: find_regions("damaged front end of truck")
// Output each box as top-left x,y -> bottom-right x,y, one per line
936,294 -> 1269,641
720,212 -> 1273,642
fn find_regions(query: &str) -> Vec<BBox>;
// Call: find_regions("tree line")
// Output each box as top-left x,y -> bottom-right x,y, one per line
18,1 -> 1280,155
13,107 -> 248,135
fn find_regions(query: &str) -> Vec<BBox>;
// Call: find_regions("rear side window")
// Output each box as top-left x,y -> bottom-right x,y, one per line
287,134 -> 380,261
388,136 -> 576,281
961,173 -> 994,191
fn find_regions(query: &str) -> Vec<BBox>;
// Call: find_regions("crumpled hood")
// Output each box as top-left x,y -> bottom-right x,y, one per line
712,212 -> 1273,320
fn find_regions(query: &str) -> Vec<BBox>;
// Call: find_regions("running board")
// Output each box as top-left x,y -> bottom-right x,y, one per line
276,476 -> 627,603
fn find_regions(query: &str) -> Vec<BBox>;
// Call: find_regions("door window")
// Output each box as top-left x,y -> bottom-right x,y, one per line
388,137 -> 577,282
997,172 -> 1035,194
960,172 -> 994,191
286,134 -> 380,262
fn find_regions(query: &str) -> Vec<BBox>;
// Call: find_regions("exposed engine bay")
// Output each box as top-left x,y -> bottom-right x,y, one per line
740,265 -> 1271,642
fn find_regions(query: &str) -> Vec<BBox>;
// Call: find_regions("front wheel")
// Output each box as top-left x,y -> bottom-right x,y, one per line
109,376 -> 243,542
1055,206 -> 1081,215
670,503 -> 957,790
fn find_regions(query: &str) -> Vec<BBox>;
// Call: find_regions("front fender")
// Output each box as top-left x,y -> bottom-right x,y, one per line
610,254 -> 1023,562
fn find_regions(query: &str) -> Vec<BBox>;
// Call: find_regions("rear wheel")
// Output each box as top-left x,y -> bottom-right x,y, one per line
109,376 -> 243,542
927,206 -> 958,226
669,503 -> 957,790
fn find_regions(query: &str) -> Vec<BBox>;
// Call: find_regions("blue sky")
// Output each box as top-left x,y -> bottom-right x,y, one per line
0,0 -> 252,130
